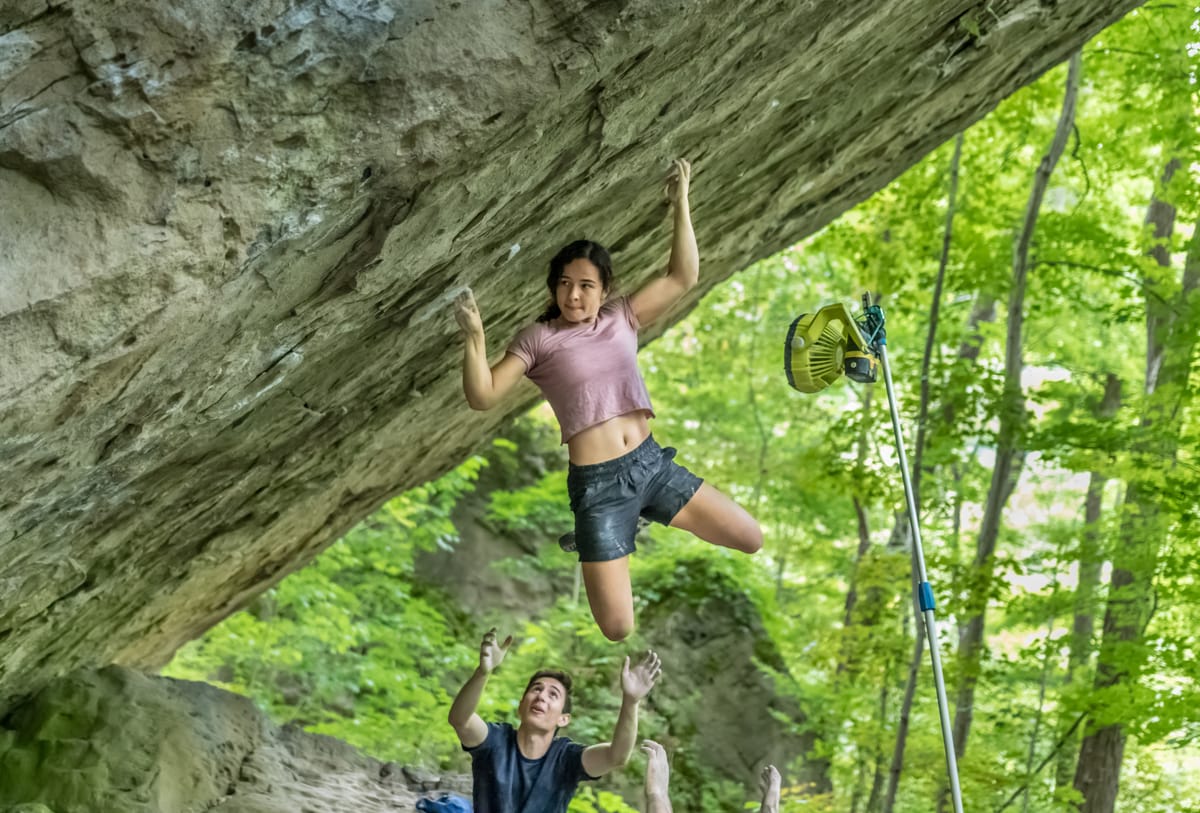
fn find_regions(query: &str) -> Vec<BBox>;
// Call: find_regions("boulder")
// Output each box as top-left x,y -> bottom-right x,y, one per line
0,665 -> 449,813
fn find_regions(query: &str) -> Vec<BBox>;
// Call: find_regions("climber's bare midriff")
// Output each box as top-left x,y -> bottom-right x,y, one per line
566,411 -> 653,466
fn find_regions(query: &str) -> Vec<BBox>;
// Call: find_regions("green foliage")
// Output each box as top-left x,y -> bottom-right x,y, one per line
569,786 -> 641,813
488,468 -> 572,536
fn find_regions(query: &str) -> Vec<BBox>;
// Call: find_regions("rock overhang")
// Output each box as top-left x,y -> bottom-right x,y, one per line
0,0 -> 1144,710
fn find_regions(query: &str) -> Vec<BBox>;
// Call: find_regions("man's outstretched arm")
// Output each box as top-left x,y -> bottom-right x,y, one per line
448,628 -> 512,748
582,651 -> 662,777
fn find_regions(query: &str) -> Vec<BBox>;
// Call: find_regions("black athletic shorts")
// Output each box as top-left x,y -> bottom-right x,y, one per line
566,434 -> 703,563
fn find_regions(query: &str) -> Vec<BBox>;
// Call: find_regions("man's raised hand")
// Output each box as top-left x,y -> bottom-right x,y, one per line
479,628 -> 512,674
621,650 -> 662,701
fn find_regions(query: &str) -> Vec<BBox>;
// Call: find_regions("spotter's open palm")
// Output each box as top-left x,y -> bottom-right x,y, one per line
479,627 -> 512,674
622,650 -> 662,701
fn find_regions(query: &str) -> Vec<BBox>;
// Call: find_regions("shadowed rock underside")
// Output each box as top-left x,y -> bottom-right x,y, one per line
0,0 -> 1142,709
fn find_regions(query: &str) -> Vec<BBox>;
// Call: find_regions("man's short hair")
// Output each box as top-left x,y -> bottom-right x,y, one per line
523,669 -> 573,713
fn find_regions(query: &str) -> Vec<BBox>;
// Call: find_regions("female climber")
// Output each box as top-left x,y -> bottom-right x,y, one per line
452,159 -> 762,642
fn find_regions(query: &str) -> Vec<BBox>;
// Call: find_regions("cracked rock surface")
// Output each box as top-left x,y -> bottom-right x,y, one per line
0,0 -> 1141,709
0,666 -> 461,812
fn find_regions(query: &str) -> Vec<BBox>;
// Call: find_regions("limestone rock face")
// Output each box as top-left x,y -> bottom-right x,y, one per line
0,0 -> 1141,708
0,665 -> 463,813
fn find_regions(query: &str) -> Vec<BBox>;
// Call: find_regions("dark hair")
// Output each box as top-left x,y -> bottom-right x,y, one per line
523,669 -> 574,713
537,239 -> 614,323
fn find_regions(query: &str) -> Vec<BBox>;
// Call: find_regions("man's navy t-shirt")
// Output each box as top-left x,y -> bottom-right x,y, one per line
465,722 -> 597,813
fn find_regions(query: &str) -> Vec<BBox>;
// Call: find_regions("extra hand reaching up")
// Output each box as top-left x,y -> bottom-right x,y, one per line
759,764 -> 781,813
642,739 -> 670,792
479,627 -> 512,674
642,740 -> 672,813
621,650 -> 662,701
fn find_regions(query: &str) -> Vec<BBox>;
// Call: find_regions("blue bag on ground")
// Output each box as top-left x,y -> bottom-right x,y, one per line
416,793 -> 472,813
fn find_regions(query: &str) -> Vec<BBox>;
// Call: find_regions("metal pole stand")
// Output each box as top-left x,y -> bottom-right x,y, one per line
878,341 -> 965,813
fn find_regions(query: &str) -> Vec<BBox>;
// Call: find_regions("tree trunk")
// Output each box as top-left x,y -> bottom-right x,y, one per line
880,132 -> 963,813
866,681 -> 890,812
946,301 -> 995,563
911,131 -> 963,508
842,386 -> 877,636
1023,560 -> 1066,813
747,263 -> 770,510
943,52 -> 1082,807
1054,373 -> 1121,789
883,627 -> 923,813
844,494 -> 874,628
851,754 -> 868,813
1072,173 -> 1200,813
837,376 -> 882,802
775,521 -> 789,602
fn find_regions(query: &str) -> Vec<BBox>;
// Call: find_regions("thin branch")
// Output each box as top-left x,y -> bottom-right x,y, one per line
1095,47 -> 1167,58
1031,260 -> 1175,308
883,130 -> 963,813
745,264 -> 770,510
994,714 -> 1088,813
1068,123 -> 1092,211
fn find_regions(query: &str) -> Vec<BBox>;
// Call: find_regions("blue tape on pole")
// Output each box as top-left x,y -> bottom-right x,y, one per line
919,582 -> 936,611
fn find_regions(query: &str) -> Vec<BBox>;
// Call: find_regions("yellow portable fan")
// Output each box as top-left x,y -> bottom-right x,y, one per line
783,293 -> 965,813
784,299 -> 881,393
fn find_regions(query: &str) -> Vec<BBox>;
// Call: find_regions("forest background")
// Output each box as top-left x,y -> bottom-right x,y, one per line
165,5 -> 1200,812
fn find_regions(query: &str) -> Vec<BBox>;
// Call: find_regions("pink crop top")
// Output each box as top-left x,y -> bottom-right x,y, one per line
505,296 -> 655,443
